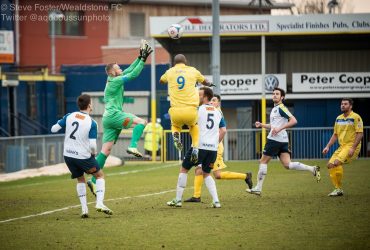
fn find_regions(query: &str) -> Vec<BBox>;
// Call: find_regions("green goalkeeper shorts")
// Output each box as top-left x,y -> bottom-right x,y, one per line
102,111 -> 136,144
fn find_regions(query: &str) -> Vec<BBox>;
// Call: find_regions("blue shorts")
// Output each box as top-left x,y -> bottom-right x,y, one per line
64,155 -> 100,179
182,148 -> 217,174
263,139 -> 291,157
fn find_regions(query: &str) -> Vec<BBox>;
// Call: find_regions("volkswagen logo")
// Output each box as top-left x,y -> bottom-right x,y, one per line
265,75 -> 279,91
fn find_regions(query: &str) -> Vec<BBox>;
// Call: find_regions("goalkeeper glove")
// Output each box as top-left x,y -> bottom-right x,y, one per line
138,39 -> 148,59
141,44 -> 153,62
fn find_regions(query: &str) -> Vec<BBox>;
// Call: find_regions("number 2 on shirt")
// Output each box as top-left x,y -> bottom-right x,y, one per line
177,76 -> 185,90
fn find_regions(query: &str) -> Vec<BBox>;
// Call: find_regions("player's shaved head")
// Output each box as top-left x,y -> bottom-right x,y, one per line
174,54 -> 187,65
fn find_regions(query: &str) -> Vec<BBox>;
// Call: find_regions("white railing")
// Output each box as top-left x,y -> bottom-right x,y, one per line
1,127 -> 369,172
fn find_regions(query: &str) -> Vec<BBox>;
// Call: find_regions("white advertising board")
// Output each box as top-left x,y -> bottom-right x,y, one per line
205,74 -> 286,95
150,14 -> 370,37
292,72 -> 370,92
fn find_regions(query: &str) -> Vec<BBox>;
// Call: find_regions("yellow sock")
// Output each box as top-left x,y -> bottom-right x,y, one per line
193,175 -> 203,198
189,124 -> 199,148
336,165 -> 343,189
329,168 -> 339,189
171,125 -> 181,134
220,171 -> 246,180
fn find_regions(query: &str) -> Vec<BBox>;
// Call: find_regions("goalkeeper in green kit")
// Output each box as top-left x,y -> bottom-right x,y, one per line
87,41 -> 153,195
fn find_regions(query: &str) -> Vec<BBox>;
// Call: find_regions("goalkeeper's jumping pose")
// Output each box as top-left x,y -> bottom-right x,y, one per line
87,41 -> 153,194
159,54 -> 213,163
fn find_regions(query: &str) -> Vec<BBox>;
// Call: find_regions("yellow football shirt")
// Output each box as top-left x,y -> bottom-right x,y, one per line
334,111 -> 363,146
160,63 -> 205,107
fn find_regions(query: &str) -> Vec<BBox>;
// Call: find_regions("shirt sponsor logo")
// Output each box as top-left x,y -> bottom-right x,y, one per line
66,149 -> 79,155
75,113 -> 86,120
202,143 -> 216,148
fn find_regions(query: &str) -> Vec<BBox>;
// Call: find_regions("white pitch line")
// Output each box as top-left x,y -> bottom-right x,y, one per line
0,189 -> 177,224
106,162 -> 179,176
1,163 -> 180,189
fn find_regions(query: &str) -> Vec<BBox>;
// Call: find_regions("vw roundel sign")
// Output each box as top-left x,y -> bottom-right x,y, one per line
265,75 -> 280,91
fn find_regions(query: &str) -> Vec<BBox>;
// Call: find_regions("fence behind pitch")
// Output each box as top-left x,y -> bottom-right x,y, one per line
1,127 -> 369,172
163,127 -> 370,162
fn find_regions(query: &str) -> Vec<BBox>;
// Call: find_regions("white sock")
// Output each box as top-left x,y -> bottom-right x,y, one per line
96,178 -> 105,207
77,183 -> 88,214
255,164 -> 267,191
204,176 -> 219,203
176,173 -> 187,201
288,162 -> 314,174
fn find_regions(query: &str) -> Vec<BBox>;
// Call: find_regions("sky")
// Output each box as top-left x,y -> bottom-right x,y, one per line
273,0 -> 370,14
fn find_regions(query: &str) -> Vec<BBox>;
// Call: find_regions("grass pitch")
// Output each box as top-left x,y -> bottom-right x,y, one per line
1,160 -> 370,249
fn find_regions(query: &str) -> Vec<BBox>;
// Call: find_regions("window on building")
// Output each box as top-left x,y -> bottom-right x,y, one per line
48,11 -> 84,36
129,13 -> 145,37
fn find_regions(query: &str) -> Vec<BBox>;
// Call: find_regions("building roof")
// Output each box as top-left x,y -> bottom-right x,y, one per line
96,0 -> 293,9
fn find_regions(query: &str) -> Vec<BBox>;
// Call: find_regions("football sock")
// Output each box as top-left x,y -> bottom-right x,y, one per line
91,152 -> 107,184
220,171 -> 246,180
336,165 -> 343,189
176,173 -> 187,201
129,123 -> 145,148
288,162 -> 315,174
77,183 -> 88,214
193,174 -> 203,198
329,167 -> 339,189
204,176 -> 219,203
255,164 -> 267,191
96,178 -> 105,207
189,124 -> 199,148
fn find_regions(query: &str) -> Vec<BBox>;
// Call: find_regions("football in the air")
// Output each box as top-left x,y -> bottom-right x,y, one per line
167,24 -> 184,39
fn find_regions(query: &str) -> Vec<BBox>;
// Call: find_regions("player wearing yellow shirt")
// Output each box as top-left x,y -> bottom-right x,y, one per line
322,98 -> 363,197
160,54 -> 213,162
185,94 -> 253,203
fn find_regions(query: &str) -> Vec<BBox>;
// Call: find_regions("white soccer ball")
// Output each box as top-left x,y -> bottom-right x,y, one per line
167,24 -> 184,39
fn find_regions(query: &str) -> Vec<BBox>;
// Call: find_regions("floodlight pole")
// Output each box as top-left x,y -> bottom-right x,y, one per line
150,38 -> 157,162
49,11 -> 64,74
261,35 -> 267,151
212,0 -> 220,94
50,12 -> 56,74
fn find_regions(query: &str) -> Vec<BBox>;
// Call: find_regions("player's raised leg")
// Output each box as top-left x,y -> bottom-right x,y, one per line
127,116 -> 147,157
279,153 -> 321,182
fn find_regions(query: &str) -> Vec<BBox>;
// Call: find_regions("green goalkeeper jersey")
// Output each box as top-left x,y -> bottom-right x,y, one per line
103,59 -> 144,117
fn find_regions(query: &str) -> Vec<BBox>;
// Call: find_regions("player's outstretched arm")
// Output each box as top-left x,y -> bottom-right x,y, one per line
255,121 -> 271,129
51,114 -> 69,133
122,40 -> 151,75
51,123 -> 62,133
123,44 -> 153,82
122,58 -> 141,75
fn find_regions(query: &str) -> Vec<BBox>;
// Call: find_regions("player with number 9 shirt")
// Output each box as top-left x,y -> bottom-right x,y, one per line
159,54 -> 213,163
